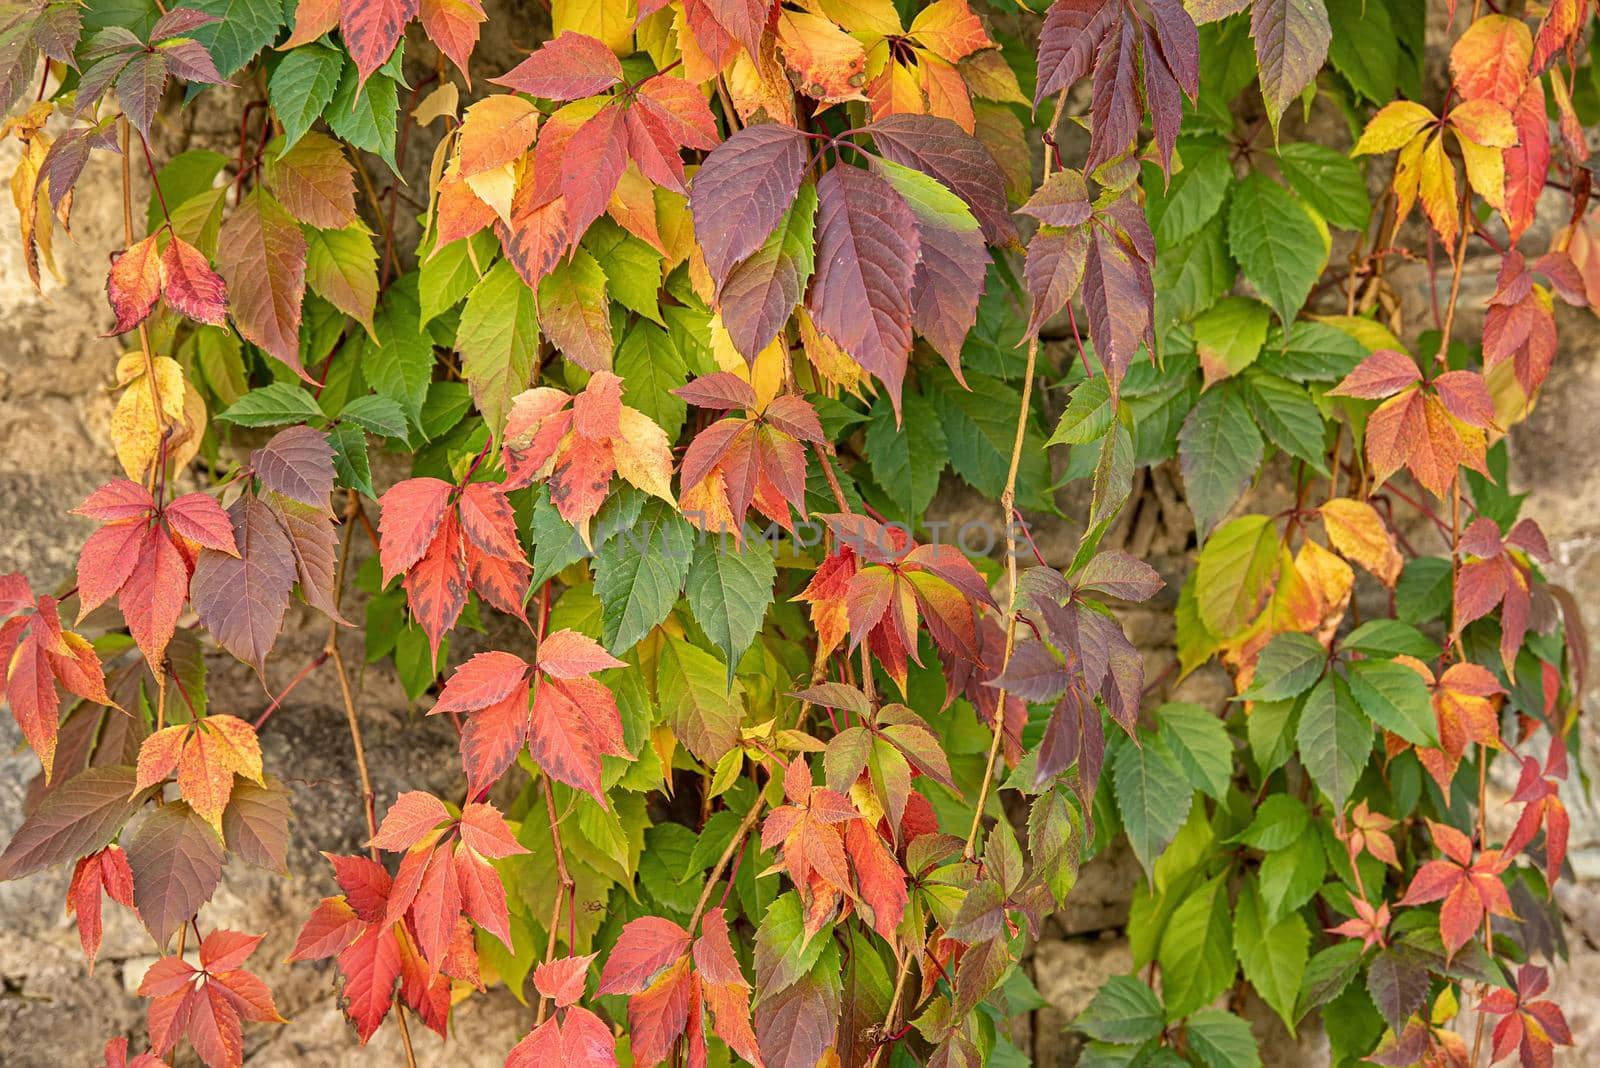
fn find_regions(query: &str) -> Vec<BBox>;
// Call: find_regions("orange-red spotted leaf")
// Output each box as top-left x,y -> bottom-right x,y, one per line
403,513 -> 469,661
431,650 -> 531,714
160,236 -> 227,325
458,801 -> 527,859
420,0 -> 486,81
106,234 -> 163,335
164,492 -> 239,555
341,0 -> 418,85
597,916 -> 692,994
530,676 -> 627,806
377,477 -> 454,584
262,131 -> 358,229
535,628 -> 626,678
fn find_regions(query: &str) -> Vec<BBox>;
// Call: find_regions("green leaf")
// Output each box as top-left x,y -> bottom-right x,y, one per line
754,891 -> 831,1000
457,259 -> 539,440
685,533 -> 775,677
1234,876 -> 1308,1033
1233,794 -> 1310,851
1193,297 -> 1269,381
328,420 -> 375,498
420,232 -> 497,326
1154,212 -> 1235,331
1341,619 -> 1439,659
1395,556 -> 1453,624
1146,138 -> 1233,249
304,223 -> 379,335
147,150 -> 229,237
219,382 -> 325,426
1243,371 -> 1328,472
1179,380 -> 1263,538
1047,375 -> 1113,447
418,380 -> 472,442
1275,141 -> 1371,231
268,42 -> 343,151
1239,632 -> 1326,701
1296,675 -> 1371,813
594,499 -> 693,654
361,277 -> 434,427
1071,975 -> 1164,1044
538,248 -> 612,370
1259,832 -> 1326,924
1247,697 -> 1298,776
585,219 -> 663,325
1346,658 -> 1437,746
615,321 -> 689,441
864,388 -> 948,522
925,368 -> 1052,512
1251,0 -> 1332,130
1157,871 -> 1235,1019
1111,730 -> 1194,881
1227,173 -> 1328,326
1324,0 -> 1397,105
1296,940 -> 1364,1019
338,394 -> 409,439
325,60 -> 398,172
1184,1009 -> 1262,1068
190,0 -> 284,80
1157,703 -> 1233,801
1256,321 -> 1367,382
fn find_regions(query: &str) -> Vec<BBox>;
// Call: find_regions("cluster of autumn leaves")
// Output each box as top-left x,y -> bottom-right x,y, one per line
0,0 -> 1593,1066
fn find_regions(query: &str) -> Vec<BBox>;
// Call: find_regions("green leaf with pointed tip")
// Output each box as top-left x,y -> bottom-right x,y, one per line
685,533 -> 775,677
1194,297 -> 1270,381
1185,1008 -> 1263,1068
864,388 -> 948,522
1235,876 -> 1308,1034
325,60 -> 398,171
615,321 -> 688,441
189,0 -> 284,80
1243,370 -> 1329,472
1239,632 -> 1327,701
219,382 -> 325,426
1146,139 -> 1233,249
338,394 -> 408,439
420,232 -> 497,326
1072,975 -> 1164,1044
1179,380 -> 1263,538
328,420 -> 375,499
1259,831 -> 1326,924
1296,675 -> 1371,813
1276,140 -> 1371,231
269,42 -> 343,151
1227,173 -> 1327,326
1047,375 -> 1112,447
925,368 -> 1052,512
1111,730 -> 1194,880
1158,702 -> 1233,801
585,219 -> 663,325
594,499 -> 693,654
1157,871 -> 1235,1019
1346,658 -> 1437,746
361,276 -> 433,426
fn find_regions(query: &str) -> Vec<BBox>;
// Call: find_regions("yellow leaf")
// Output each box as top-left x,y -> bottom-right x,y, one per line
776,8 -> 869,105
464,161 -> 519,225
1390,132 -> 1425,232
1416,132 -> 1459,245
1352,101 -> 1435,156
1456,134 -> 1505,211
797,308 -> 862,391
817,0 -> 903,39
711,316 -> 787,407
1309,314 -> 1405,354
918,52 -> 975,131
554,0 -> 633,54
1448,15 -> 1531,108
961,47 -> 1028,106
412,81 -> 460,125
907,0 -> 990,63
672,4 -> 721,83
1449,98 -> 1517,148
612,404 -> 677,505
111,355 -> 192,481
726,37 -> 799,125
1319,498 -> 1403,586
608,165 -> 668,254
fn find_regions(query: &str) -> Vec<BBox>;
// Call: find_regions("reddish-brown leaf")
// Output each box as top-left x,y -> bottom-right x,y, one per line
376,477 -> 455,584
160,236 -> 227,325
216,190 -> 308,379
125,801 -> 225,947
341,0 -> 418,84
690,122 -> 811,286
419,0 -> 485,82
533,952 -> 597,1008
808,164 -> 919,411
263,131 -> 357,229
404,512 -> 469,661
597,916 -> 692,994
190,495 -> 297,677
492,31 -> 623,99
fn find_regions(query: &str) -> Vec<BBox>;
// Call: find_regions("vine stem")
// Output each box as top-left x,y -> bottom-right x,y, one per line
1435,198 -> 1473,368
686,791 -> 767,933
961,337 -> 1039,861
532,775 -> 576,1027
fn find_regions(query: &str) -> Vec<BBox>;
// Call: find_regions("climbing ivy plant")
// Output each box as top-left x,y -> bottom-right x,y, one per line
0,0 -> 1591,1066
